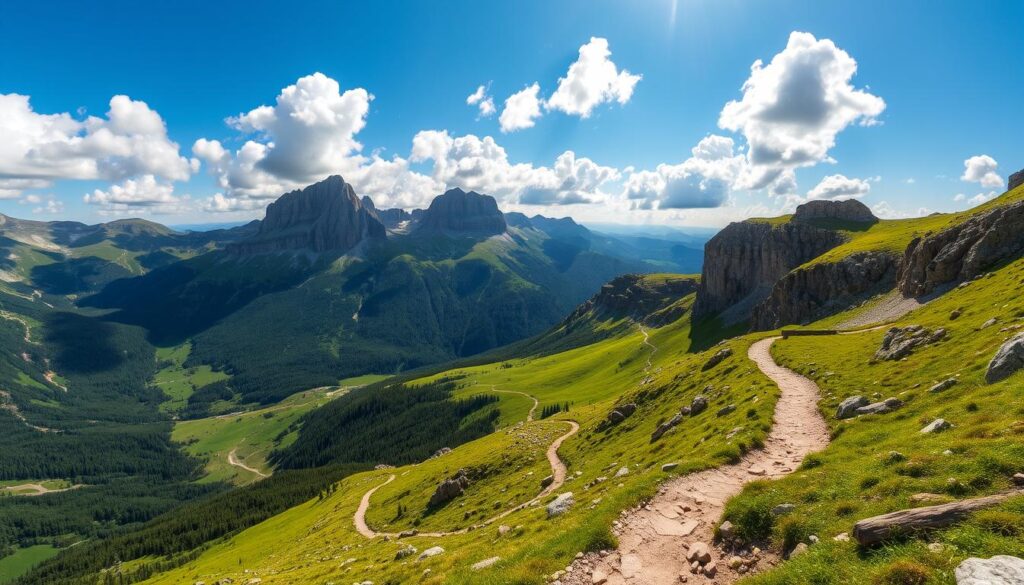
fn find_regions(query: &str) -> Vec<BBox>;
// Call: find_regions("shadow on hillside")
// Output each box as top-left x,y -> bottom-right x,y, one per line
43,312 -> 124,374
688,314 -> 748,353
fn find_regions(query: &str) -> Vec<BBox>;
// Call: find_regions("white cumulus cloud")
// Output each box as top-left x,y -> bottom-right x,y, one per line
961,155 -> 1003,188
499,83 -> 543,133
546,37 -> 641,118
466,84 -> 496,118
806,173 -> 871,200
622,135 -> 745,210
0,93 -> 193,197
84,174 -> 188,215
719,31 -> 885,186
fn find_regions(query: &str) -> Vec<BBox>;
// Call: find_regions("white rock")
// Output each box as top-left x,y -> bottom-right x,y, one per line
417,546 -> 444,561
547,493 -> 575,518
955,556 -> 1024,584
471,556 -> 500,570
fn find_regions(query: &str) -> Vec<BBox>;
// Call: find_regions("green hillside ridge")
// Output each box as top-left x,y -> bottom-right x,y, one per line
124,284 -> 783,585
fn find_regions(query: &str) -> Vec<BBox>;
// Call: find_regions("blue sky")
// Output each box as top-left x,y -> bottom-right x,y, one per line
0,0 -> 1021,226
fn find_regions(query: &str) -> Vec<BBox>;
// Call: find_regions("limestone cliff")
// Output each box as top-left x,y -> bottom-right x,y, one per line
751,251 -> 898,329
693,221 -> 846,322
230,175 -> 385,255
898,199 -> 1024,296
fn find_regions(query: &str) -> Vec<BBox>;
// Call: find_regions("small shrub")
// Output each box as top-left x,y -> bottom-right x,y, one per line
974,510 -> 1023,536
860,476 -> 881,489
875,560 -> 930,585
776,515 -> 811,552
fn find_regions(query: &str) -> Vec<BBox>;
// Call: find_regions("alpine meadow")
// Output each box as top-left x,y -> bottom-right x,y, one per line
0,2 -> 1022,584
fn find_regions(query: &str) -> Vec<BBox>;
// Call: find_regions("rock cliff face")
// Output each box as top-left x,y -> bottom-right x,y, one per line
1009,168 -> 1024,192
231,175 -> 385,255
415,188 -> 507,235
751,251 -> 898,329
566,273 -> 698,326
694,221 -> 846,321
898,200 -> 1024,296
792,199 -> 877,223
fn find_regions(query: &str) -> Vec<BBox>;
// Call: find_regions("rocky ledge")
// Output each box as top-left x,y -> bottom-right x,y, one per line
792,199 -> 878,224
898,200 -> 1024,296
751,251 -> 898,329
694,219 -> 846,322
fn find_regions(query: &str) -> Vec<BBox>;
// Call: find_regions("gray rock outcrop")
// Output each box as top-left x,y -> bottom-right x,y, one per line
702,347 -> 733,371
651,413 -> 684,441
898,200 -> 1024,296
694,220 -> 846,322
836,396 -> 869,419
546,492 -> 574,518
415,188 -> 507,236
854,398 -> 903,416
955,555 -> 1024,584
751,251 -> 898,330
231,175 -> 385,255
1009,169 -> 1024,192
607,403 -> 637,425
690,395 -> 709,415
428,469 -> 470,507
986,333 -> 1024,383
874,326 -> 946,361
792,199 -> 878,224
920,418 -> 952,434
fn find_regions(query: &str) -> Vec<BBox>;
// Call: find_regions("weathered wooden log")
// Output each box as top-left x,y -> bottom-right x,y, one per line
853,490 -> 1023,546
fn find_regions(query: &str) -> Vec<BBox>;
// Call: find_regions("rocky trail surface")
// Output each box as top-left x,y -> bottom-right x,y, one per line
563,337 -> 830,584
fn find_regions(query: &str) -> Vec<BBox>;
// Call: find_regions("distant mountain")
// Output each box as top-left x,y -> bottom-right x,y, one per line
414,188 -> 507,235
230,176 -> 385,254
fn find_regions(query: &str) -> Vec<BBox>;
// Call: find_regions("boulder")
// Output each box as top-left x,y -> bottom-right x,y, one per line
690,395 -> 709,415
929,378 -> 958,393
661,462 -> 679,472
702,347 -> 733,371
836,396 -> 869,419
716,404 -> 736,417
789,543 -> 809,558
395,545 -> 418,560
471,557 -> 501,570
985,333 -> 1024,383
547,493 -> 574,518
417,546 -> 444,561
651,413 -> 683,441
771,503 -> 796,517
428,469 -> 471,507
540,475 -> 554,488
607,403 -> 637,425
686,542 -> 712,565
875,326 -> 946,361
956,556 -> 1024,584
920,419 -> 952,434
855,397 -> 903,416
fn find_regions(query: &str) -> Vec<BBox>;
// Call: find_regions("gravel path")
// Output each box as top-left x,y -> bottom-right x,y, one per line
562,337 -> 830,584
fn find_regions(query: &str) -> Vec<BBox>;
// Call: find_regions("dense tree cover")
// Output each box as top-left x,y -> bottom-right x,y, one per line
0,478 -> 220,551
16,465 -> 362,585
273,378 -> 499,470
539,402 -> 571,419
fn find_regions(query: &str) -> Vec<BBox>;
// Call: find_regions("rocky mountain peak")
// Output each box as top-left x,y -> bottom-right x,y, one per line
793,199 -> 877,223
231,175 -> 385,255
415,188 -> 507,235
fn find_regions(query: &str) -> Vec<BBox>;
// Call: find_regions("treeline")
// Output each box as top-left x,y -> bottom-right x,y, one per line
17,465 -> 363,585
272,378 -> 500,470
539,402 -> 571,419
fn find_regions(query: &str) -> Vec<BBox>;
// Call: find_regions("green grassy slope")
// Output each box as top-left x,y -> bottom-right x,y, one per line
134,284 -> 784,585
721,258 -> 1024,584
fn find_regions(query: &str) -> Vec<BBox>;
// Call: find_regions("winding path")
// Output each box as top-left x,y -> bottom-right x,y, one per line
353,416 -> 580,539
638,325 -> 657,372
564,337 -> 830,584
228,447 -> 269,479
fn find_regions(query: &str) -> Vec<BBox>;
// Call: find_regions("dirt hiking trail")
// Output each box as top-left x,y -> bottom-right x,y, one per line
563,337 -> 830,584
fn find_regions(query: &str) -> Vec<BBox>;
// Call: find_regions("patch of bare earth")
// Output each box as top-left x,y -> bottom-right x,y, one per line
561,338 -> 830,585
